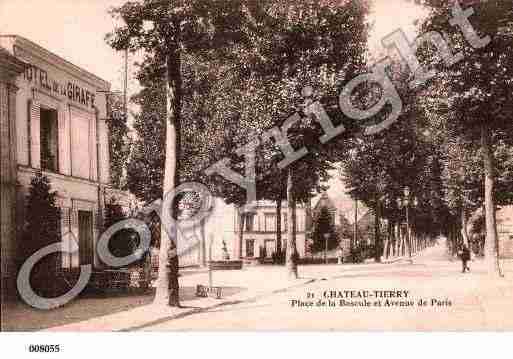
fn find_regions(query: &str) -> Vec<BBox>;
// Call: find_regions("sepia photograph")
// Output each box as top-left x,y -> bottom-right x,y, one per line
1,0 -> 512,356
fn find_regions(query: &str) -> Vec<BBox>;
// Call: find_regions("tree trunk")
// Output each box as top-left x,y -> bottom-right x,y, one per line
154,113 -> 180,306
286,168 -> 298,279
200,217 -> 206,267
382,222 -> 389,260
399,228 -> 407,257
481,125 -> 502,276
394,222 -> 399,257
397,225 -> 402,256
374,199 -> 381,263
386,220 -> 393,259
391,223 -> 396,257
452,223 -> 458,256
237,210 -> 246,260
276,197 -> 282,263
461,210 -> 469,247
154,50 -> 182,307
406,206 -> 412,259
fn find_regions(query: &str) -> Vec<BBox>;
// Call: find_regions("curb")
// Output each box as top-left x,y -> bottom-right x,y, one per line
43,277 -> 316,332
121,278 -> 316,331
121,278 -> 317,333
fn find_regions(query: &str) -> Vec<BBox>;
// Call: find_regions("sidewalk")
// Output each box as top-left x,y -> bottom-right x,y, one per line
31,247 -> 513,331
44,266 -> 314,332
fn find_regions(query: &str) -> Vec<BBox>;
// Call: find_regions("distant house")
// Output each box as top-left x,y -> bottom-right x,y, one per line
312,191 -> 339,226
145,196 -> 313,268
234,200 -> 311,261
497,205 -> 513,259
355,209 -> 375,245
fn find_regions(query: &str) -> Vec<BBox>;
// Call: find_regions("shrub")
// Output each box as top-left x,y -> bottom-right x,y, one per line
20,172 -> 61,296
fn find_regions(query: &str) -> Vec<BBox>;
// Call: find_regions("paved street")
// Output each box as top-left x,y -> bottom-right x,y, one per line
5,241 -> 512,331
138,243 -> 513,331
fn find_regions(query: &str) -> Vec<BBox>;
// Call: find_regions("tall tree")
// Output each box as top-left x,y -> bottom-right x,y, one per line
241,0 -> 370,277
420,0 -> 513,275
339,61 -> 451,261
107,0 -> 252,306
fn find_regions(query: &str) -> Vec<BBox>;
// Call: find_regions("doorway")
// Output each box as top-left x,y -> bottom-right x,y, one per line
78,210 -> 94,265
264,239 -> 275,258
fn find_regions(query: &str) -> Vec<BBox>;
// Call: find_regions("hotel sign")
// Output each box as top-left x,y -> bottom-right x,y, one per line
23,62 -> 96,109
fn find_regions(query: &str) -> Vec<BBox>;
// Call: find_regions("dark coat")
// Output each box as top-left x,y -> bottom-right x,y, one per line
461,247 -> 471,261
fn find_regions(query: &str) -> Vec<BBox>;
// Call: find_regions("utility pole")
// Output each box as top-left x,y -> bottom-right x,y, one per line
208,235 -> 214,288
406,202 -> 412,259
324,233 -> 329,264
353,199 -> 358,250
124,48 -> 128,118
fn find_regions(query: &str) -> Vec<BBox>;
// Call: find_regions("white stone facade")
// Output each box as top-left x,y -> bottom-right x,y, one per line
0,47 -> 25,296
0,36 -> 121,286
234,201 -> 310,260
497,206 -> 513,259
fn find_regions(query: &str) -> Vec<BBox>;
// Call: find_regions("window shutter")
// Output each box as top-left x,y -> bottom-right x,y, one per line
28,100 -> 41,168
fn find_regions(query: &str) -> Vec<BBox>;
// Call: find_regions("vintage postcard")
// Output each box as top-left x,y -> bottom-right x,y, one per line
1,0 -> 513,346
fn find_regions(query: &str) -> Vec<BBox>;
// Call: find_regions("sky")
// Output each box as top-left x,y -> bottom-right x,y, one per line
0,0 -> 427,220
368,0 -> 429,51
0,0 -> 134,93
1,0 -> 426,93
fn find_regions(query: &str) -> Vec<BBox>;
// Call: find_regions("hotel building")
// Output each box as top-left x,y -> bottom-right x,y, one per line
1,35 -> 128,296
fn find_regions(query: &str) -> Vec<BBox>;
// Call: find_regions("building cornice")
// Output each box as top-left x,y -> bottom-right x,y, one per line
1,35 -> 110,91
0,47 -> 26,82
18,166 -> 101,188
244,230 -> 306,235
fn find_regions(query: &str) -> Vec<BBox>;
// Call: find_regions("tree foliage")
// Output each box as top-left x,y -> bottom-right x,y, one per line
21,172 -> 61,276
311,206 -> 338,253
106,93 -> 131,190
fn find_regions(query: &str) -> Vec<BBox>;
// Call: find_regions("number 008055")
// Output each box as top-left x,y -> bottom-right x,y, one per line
28,344 -> 61,353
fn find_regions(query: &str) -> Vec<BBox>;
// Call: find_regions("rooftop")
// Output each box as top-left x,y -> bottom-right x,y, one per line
0,35 -> 110,90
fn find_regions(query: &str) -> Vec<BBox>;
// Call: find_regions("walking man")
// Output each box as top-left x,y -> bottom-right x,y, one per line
460,244 -> 471,273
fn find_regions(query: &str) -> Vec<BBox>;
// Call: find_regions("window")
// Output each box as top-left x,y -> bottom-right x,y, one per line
246,239 -> 255,258
282,215 -> 302,232
71,114 -> 91,179
40,107 -> 59,172
61,208 -> 79,269
245,213 -> 255,232
265,213 -> 276,232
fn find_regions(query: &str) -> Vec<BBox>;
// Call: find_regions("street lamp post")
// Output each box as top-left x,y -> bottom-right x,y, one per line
412,197 -> 419,252
397,187 -> 416,261
353,198 -> 358,250
404,187 -> 412,259
383,197 -> 391,259
323,233 -> 330,264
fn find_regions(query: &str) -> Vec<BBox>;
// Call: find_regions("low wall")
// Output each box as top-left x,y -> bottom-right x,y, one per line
208,260 -> 243,270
